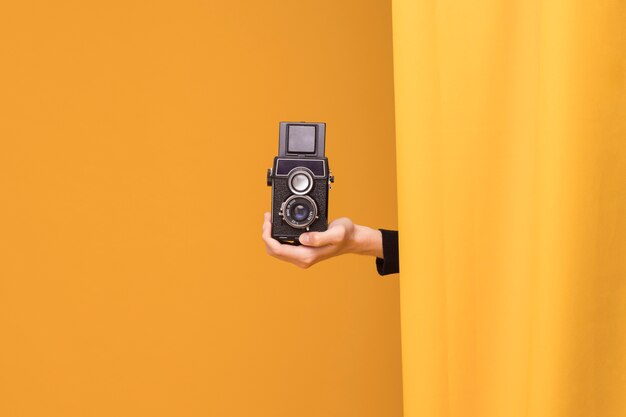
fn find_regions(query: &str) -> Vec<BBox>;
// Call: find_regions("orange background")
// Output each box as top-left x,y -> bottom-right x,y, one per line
0,1 -> 401,416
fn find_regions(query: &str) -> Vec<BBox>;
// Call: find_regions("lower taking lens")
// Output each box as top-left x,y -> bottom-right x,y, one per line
293,204 -> 309,221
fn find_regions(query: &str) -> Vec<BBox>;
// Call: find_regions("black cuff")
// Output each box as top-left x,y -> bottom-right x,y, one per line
375,229 -> 399,276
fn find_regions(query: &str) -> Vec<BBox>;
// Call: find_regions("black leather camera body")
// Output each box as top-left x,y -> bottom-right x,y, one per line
266,121 -> 334,245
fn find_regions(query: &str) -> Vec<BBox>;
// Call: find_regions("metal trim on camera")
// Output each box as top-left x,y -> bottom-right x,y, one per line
279,195 -> 318,229
287,168 -> 314,195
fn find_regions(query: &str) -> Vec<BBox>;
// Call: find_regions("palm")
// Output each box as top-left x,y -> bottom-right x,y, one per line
262,213 -> 355,269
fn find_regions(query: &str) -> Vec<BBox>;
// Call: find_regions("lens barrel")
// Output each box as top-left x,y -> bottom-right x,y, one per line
281,195 -> 317,229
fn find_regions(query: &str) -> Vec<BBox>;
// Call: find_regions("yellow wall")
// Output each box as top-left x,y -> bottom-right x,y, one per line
392,0 -> 626,416
0,1 -> 401,416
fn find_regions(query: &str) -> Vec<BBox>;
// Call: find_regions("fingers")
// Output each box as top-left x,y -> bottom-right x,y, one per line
262,212 -> 285,255
262,212 -> 320,268
262,212 -> 304,258
262,212 -> 346,269
299,225 -> 347,247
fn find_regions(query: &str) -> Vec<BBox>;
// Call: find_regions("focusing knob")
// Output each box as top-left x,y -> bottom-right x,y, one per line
266,168 -> 272,186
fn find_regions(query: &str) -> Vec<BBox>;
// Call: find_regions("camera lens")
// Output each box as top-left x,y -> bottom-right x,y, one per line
281,195 -> 318,229
291,173 -> 310,193
287,169 -> 314,195
293,204 -> 309,221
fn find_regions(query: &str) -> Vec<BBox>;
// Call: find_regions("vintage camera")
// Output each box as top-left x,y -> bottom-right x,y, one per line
266,121 -> 334,245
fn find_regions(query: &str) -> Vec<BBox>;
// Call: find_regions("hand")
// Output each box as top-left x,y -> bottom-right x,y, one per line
262,212 -> 383,269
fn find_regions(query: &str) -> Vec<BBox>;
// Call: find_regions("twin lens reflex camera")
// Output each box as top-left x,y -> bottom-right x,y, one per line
266,122 -> 334,245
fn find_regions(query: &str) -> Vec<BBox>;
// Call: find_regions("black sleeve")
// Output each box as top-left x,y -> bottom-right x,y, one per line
375,229 -> 399,276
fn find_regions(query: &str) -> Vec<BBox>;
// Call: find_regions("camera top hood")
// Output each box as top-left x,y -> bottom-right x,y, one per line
278,121 -> 326,158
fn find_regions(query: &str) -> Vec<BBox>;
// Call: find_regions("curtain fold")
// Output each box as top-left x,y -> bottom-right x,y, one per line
391,1 -> 626,416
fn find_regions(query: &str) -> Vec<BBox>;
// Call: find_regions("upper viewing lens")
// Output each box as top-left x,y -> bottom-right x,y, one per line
291,173 -> 310,192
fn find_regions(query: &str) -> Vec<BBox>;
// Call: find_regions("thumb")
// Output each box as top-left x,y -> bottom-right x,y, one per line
299,228 -> 343,247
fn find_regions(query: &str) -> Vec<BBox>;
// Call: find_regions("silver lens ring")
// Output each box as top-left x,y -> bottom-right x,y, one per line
287,169 -> 314,195
281,195 -> 318,229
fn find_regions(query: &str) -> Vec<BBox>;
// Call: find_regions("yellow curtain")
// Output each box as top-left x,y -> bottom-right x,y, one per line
391,0 -> 626,416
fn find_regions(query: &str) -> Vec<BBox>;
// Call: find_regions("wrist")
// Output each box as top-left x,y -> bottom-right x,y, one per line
348,225 -> 383,258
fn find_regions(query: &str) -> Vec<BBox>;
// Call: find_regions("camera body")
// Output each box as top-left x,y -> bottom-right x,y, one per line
267,122 -> 334,245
